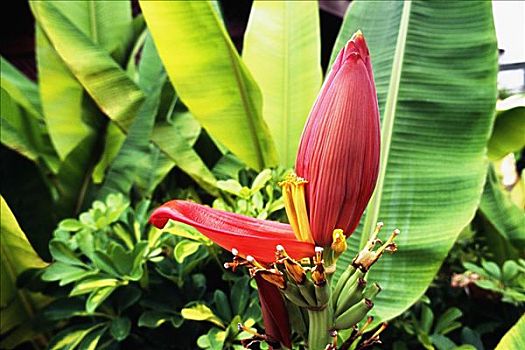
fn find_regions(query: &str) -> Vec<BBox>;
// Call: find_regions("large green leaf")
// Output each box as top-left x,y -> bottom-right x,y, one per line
32,1 -> 113,215
0,58 -> 60,172
31,0 -> 147,211
0,197 -> 48,348
151,116 -> 218,195
0,90 -> 38,162
98,34 -> 166,199
0,57 -> 42,116
478,165 -> 525,262
92,122 -> 126,184
140,0 -> 278,170
243,0 -> 322,166
35,24 -> 94,160
36,1 -> 133,63
495,315 -> 525,350
134,146 -> 175,197
31,0 -> 132,159
34,36 -> 99,216
138,33 -> 218,194
332,1 -> 498,321
102,32 -> 217,196
31,1 -> 144,133
55,135 -> 98,216
487,94 -> 525,160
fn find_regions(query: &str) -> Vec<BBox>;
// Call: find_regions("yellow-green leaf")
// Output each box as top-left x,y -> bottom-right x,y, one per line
181,304 -> 224,329
243,0 -> 322,166
140,0 -> 278,170
488,94 -> 525,160
31,1 -> 144,132
0,197 -> 48,347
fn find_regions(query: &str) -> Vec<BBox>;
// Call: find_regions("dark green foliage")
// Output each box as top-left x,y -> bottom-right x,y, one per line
18,194 -> 259,350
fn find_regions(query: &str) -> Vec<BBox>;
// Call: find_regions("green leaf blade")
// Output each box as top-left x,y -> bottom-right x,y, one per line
0,197 -> 48,346
243,1 -> 322,166
32,1 -> 145,133
333,0 -> 498,322
140,0 -> 278,170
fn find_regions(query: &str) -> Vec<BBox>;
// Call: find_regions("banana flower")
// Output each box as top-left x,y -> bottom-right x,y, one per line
149,31 -> 380,348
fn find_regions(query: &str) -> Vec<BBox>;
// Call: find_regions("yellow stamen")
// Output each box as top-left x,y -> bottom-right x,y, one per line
281,183 -> 301,241
279,173 -> 314,243
331,229 -> 347,256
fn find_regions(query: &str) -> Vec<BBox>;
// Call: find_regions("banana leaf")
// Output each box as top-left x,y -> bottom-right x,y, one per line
332,0 -> 498,322
243,0 -> 322,167
140,0 -> 278,171
0,197 -> 49,349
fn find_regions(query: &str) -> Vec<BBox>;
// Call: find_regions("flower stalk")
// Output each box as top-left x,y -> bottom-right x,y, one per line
308,306 -> 333,350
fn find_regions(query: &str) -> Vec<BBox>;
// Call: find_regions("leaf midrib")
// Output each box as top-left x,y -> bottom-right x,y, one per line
359,0 -> 413,249
88,0 -> 99,44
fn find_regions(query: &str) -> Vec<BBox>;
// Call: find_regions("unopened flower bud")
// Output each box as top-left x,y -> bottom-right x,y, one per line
295,31 -> 380,247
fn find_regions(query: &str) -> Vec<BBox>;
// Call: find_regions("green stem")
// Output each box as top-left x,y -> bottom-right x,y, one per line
307,307 -> 332,349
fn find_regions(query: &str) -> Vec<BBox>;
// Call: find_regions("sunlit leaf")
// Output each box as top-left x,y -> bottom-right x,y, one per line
174,240 -> 201,263
478,165 -> 525,262
140,0 -> 278,170
487,95 -> 525,160
243,1 -> 322,166
31,1 -> 144,133
181,304 -> 225,329
333,0 -> 498,322
0,197 -> 48,348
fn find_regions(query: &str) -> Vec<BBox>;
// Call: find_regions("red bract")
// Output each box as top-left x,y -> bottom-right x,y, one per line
255,276 -> 292,348
150,200 -> 314,262
296,31 -> 380,246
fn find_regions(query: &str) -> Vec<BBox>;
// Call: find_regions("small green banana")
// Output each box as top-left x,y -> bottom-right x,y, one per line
334,298 -> 373,330
363,282 -> 381,300
335,276 -> 367,316
331,264 -> 356,303
298,279 -> 317,306
335,268 -> 365,311
314,282 -> 330,307
282,283 -> 310,308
